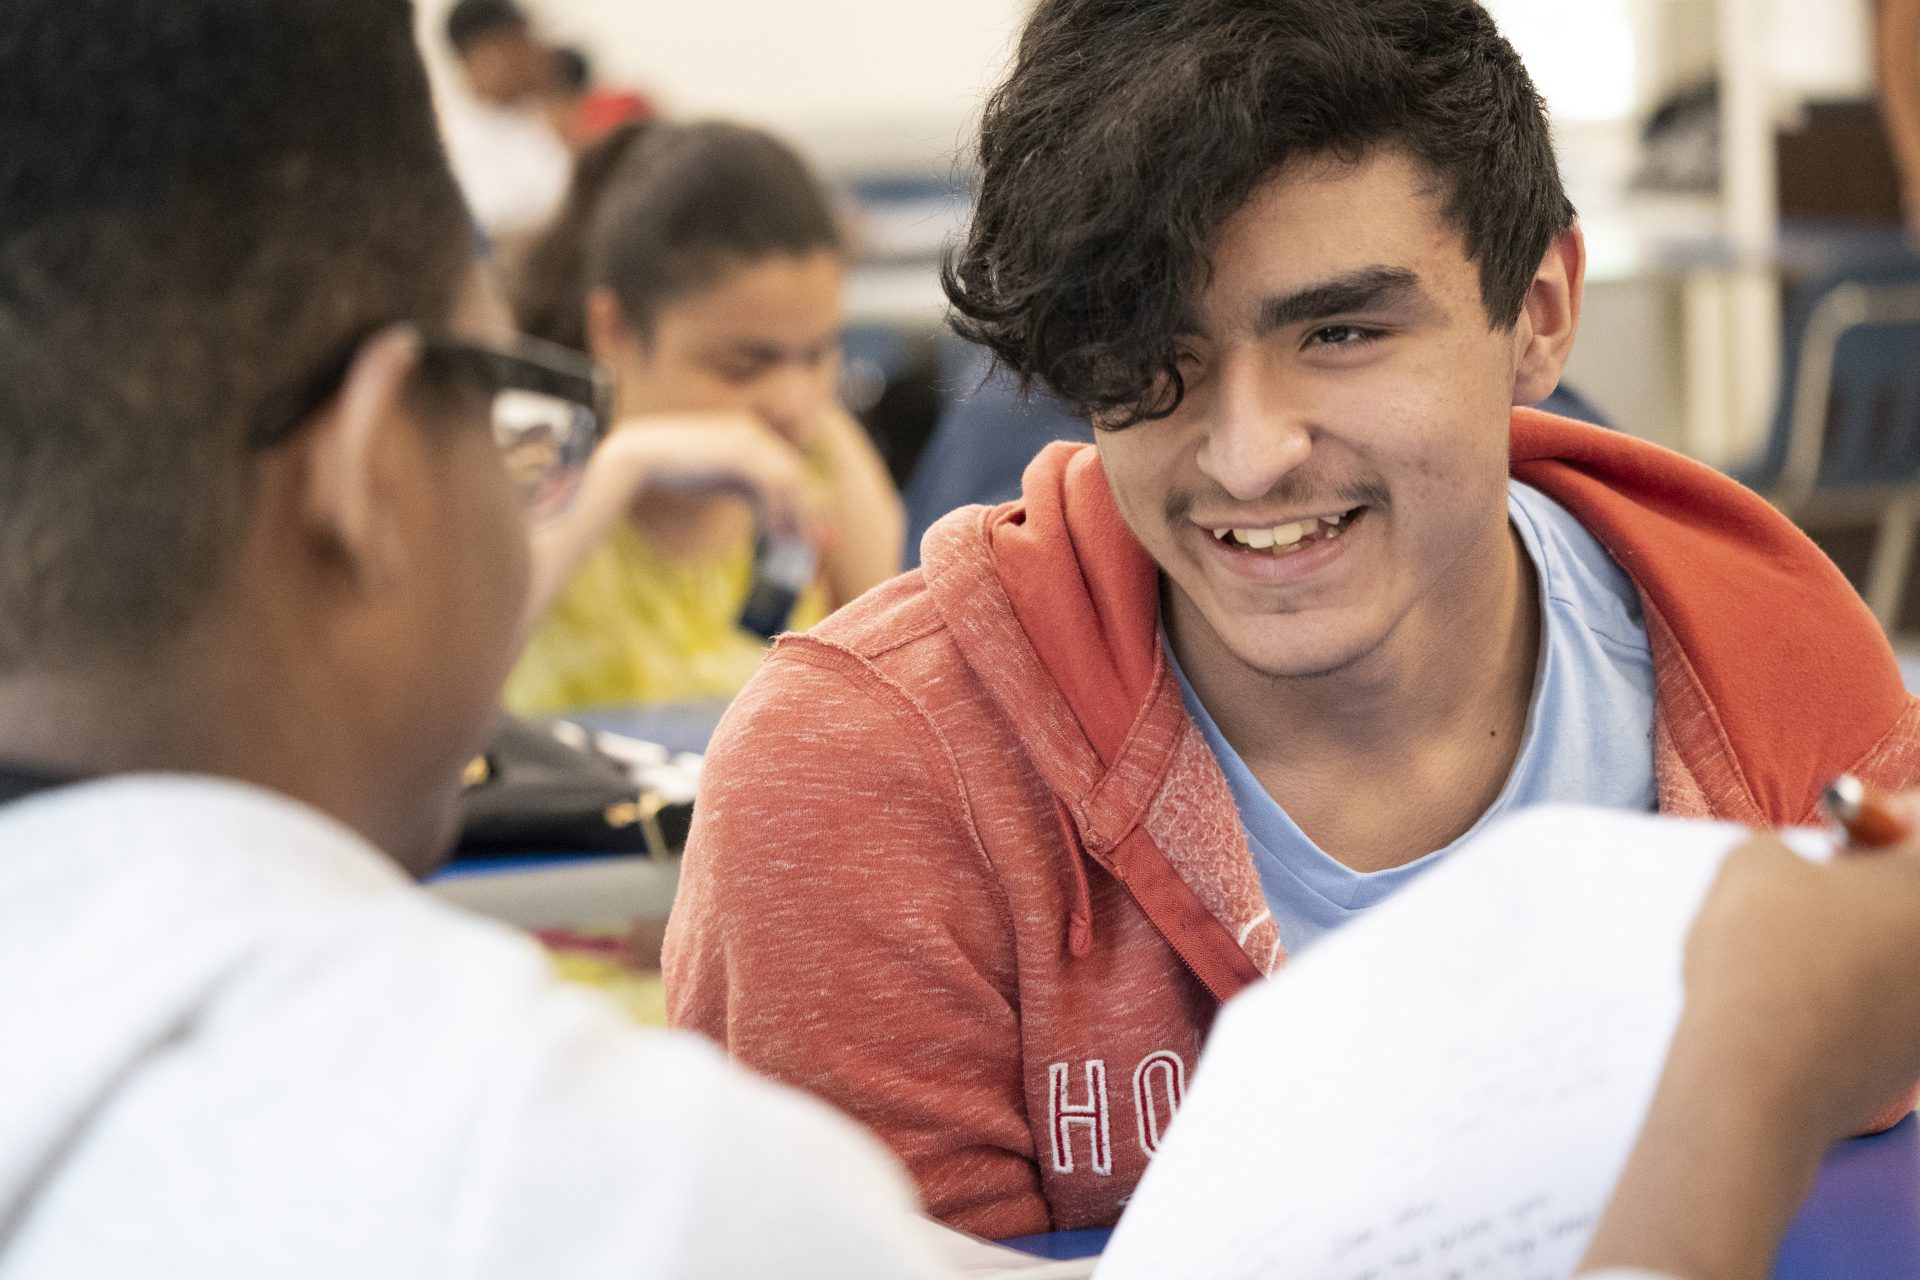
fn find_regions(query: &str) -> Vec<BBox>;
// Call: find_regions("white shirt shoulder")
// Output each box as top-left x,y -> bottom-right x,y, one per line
0,776 -> 940,1279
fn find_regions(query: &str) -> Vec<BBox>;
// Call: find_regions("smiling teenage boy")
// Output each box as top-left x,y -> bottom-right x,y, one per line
665,0 -> 1920,1239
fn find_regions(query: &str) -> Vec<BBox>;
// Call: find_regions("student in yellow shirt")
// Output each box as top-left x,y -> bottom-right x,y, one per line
505,121 -> 904,715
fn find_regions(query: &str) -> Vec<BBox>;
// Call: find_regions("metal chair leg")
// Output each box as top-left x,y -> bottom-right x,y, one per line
1866,492 -> 1920,633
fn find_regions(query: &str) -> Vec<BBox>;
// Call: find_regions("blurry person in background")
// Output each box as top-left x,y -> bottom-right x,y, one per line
511,123 -> 655,355
544,44 -> 655,152
504,121 -> 904,716
440,0 -> 570,241
1879,0 -> 1920,233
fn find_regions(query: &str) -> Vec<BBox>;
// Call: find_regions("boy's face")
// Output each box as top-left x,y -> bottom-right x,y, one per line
459,29 -> 551,106
1095,149 -> 1568,682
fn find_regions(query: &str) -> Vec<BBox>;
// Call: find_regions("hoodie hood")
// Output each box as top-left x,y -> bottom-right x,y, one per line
920,441 -> 1187,843
1509,410 -> 1910,823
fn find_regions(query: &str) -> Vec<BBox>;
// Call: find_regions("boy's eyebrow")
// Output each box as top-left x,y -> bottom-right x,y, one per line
710,337 -> 840,364
1171,265 -> 1430,341
1254,266 -> 1425,335
710,341 -> 785,364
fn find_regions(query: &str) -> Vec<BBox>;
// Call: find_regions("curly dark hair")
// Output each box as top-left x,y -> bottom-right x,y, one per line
943,0 -> 1576,426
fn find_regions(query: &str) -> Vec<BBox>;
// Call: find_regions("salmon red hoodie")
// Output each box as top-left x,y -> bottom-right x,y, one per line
664,410 -> 1920,1239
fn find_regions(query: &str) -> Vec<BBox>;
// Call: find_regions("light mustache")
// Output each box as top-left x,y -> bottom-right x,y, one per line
1164,477 -> 1392,527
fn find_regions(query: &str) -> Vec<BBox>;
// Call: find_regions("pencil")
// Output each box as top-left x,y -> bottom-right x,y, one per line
1823,774 -> 1913,849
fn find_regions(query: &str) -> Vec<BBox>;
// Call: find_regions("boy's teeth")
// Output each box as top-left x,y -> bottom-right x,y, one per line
1211,510 -> 1358,550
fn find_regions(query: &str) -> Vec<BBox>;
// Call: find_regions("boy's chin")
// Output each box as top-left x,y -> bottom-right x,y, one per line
1218,617 -> 1389,683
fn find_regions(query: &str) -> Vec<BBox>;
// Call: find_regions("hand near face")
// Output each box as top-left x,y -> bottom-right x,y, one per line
791,404 -> 906,608
520,411 -> 823,631
593,411 -> 823,544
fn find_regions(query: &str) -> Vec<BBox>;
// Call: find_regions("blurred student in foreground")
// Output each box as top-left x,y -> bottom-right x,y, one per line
0,0 -> 928,1273
504,121 -> 904,715
0,3 -> 1914,1277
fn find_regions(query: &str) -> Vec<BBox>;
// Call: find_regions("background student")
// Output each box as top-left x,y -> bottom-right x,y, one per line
438,0 -> 570,240
1879,0 -> 1920,233
542,45 -> 654,151
505,120 -> 904,715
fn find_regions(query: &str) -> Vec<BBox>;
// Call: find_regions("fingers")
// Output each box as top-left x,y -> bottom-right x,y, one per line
596,413 -> 828,547
743,452 -> 824,545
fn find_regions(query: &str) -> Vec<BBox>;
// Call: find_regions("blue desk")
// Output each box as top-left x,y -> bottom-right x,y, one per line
1777,1114 -> 1920,1278
998,1228 -> 1109,1261
1000,1116 -> 1920,1275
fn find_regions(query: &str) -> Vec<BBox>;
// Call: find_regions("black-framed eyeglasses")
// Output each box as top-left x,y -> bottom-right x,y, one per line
249,329 -> 611,524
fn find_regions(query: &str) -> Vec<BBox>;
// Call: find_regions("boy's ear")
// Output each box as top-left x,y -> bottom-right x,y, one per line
1511,226 -> 1585,408
293,327 -> 423,594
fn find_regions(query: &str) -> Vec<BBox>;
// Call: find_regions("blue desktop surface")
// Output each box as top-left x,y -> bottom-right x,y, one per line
429,850 -> 607,880
1776,1113 -> 1920,1278
999,1115 -> 1920,1275
997,1228 -> 1110,1261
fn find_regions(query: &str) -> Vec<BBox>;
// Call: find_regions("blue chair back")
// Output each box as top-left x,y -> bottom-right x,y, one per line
903,349 -> 1093,567
1745,254 -> 1920,495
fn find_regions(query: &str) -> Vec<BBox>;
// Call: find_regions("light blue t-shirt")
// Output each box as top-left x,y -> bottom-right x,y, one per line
1168,480 -> 1657,956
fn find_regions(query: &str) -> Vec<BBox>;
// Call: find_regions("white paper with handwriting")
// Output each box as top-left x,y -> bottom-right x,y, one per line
1098,806 -> 1811,1280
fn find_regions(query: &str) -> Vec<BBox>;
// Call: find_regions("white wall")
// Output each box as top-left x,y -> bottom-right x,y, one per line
417,0 -> 1033,173
419,0 -> 1875,171
1763,0 -> 1874,99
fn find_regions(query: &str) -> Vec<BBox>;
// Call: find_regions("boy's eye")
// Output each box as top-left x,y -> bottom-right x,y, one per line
1310,324 -> 1378,348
